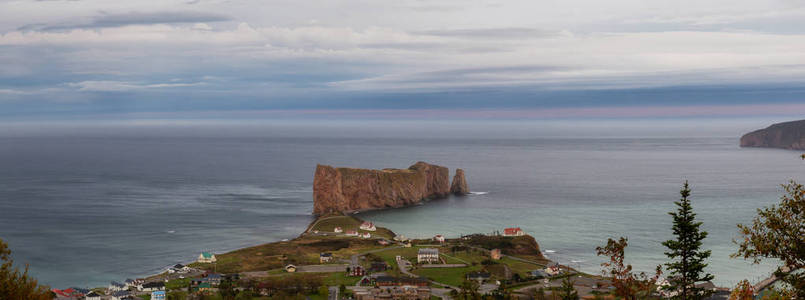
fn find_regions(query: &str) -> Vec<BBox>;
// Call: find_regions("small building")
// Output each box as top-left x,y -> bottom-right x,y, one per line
490,249 -> 502,260
393,234 -> 407,242
110,290 -> 132,300
108,281 -> 127,293
360,221 -> 377,231
346,230 -> 359,237
433,235 -> 445,243
503,227 -> 525,237
123,279 -> 135,288
370,261 -> 389,272
84,291 -> 102,300
196,282 -> 212,292
545,263 -> 562,276
320,252 -> 333,263
378,239 -> 389,245
467,271 -> 491,282
52,288 -> 83,299
349,265 -> 365,277
139,281 -> 165,292
169,263 -> 190,274
151,290 -> 166,300
334,227 -> 343,233
285,264 -> 297,273
197,252 -> 217,263
355,285 -> 431,300
204,273 -> 222,285
417,248 -> 439,264
361,232 -> 372,239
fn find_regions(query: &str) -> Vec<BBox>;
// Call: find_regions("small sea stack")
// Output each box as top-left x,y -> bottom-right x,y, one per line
450,168 -> 469,195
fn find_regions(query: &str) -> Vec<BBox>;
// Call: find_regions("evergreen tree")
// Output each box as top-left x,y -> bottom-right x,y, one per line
662,181 -> 714,300
558,277 -> 579,300
533,287 -> 546,300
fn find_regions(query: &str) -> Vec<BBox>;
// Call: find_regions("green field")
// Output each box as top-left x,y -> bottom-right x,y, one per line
309,215 -> 396,239
412,265 -> 483,286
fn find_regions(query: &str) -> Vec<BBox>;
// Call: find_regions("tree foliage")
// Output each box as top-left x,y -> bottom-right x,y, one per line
459,277 -> 481,300
0,238 -> 53,300
557,277 -> 579,300
728,279 -> 754,300
734,180 -> 805,298
662,181 -> 714,300
596,236 -> 662,300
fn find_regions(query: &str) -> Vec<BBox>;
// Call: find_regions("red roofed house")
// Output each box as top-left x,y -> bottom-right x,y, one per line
503,227 -> 525,237
52,288 -> 83,299
359,221 -> 376,231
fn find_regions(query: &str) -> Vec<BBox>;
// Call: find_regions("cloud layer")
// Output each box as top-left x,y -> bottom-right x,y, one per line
1,0 -> 805,119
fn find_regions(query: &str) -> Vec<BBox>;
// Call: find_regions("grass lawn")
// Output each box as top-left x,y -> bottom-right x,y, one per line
499,257 -> 542,275
165,278 -> 191,290
412,265 -> 483,287
309,215 -> 395,240
321,272 -> 361,286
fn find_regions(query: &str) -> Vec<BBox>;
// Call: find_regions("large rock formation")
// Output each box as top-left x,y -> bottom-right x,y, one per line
450,168 -> 469,195
313,162 -> 451,215
740,119 -> 805,150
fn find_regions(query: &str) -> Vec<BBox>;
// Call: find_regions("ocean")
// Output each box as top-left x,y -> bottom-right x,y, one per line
0,119 -> 800,289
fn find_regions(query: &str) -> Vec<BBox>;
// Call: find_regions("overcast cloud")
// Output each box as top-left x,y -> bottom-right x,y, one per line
1,0 -> 805,119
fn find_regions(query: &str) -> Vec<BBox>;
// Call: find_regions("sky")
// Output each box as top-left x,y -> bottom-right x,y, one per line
1,0 -> 805,120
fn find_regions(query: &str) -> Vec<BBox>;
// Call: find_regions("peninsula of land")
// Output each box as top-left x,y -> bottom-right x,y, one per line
740,119 -> 805,150
313,162 -> 469,215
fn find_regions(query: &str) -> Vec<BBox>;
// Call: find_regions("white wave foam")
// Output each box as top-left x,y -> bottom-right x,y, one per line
469,191 -> 489,195
544,250 -> 556,253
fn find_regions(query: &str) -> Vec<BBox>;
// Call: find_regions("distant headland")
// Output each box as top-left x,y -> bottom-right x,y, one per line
313,162 -> 469,215
740,119 -> 805,150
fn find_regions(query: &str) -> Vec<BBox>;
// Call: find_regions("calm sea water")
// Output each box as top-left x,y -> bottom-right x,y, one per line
0,120 -> 800,288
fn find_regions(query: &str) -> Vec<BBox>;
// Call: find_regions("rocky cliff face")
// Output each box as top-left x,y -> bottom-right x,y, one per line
313,162 -> 451,215
450,168 -> 469,195
741,120 -> 805,150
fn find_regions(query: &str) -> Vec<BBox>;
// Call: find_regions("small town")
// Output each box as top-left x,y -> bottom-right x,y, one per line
42,214 -> 783,300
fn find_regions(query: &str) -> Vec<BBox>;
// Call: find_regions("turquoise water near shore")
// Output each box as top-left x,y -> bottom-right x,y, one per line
0,120 -> 798,288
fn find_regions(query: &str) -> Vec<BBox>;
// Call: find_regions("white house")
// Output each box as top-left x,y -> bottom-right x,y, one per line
108,281 -> 126,293
361,232 -> 372,239
417,248 -> 439,264
334,227 -> 343,233
85,291 -> 102,300
139,281 -> 165,292
320,252 -> 333,263
359,221 -> 376,231
285,264 -> 297,273
198,252 -> 217,263
433,235 -> 445,243
110,290 -> 132,300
